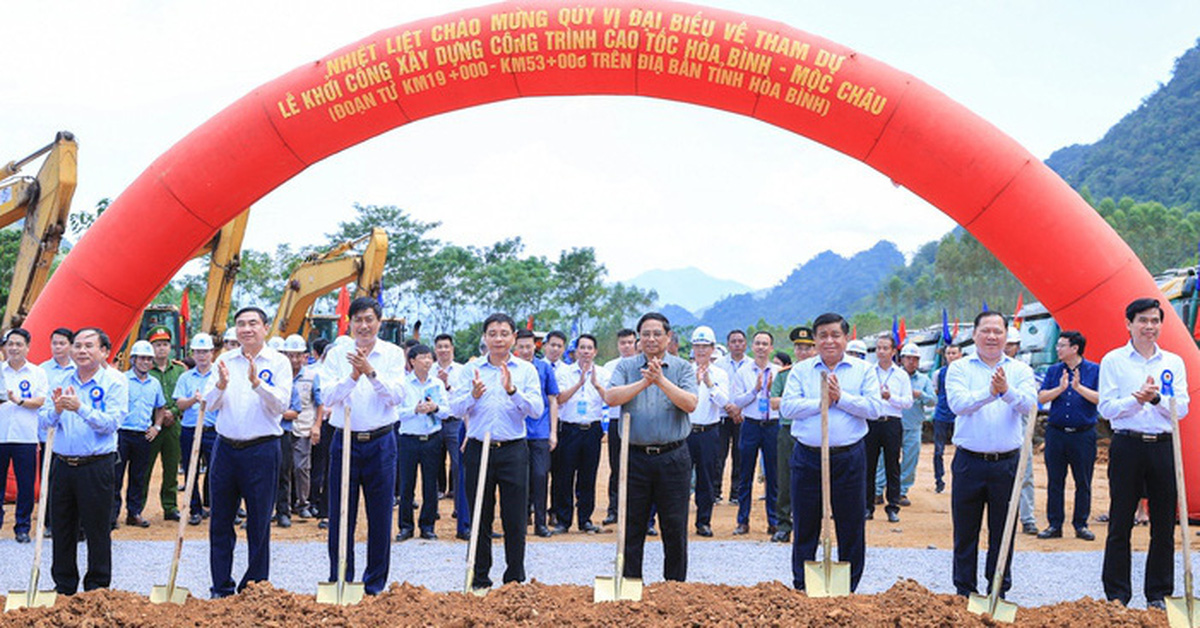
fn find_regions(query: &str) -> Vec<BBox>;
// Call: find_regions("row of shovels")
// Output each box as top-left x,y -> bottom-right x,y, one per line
9,390 -> 1200,625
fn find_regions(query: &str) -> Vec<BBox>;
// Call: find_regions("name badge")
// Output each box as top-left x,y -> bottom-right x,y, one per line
577,400 -> 588,416
1162,370 -> 1175,397
758,397 -> 770,414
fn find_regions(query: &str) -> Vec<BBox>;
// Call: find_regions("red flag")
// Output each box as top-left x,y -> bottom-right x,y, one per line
899,317 -> 907,346
851,324 -> 857,340
526,315 -> 534,331
179,288 -> 190,349
953,318 -> 960,338
336,286 -> 350,336
1012,293 -> 1025,329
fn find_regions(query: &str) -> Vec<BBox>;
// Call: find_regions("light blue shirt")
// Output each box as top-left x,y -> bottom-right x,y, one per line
903,369 -> 935,430
731,360 -> 781,420
946,353 -> 1037,453
40,358 -> 75,384
781,354 -> 881,448
1098,341 -> 1190,433
450,355 -> 543,442
174,367 -> 218,428
0,361 -> 49,444
40,366 -> 128,456
398,371 -> 448,436
122,370 -> 165,431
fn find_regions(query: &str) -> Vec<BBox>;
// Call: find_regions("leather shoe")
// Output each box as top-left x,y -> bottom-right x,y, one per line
874,494 -> 884,505
395,529 -> 414,542
887,511 -> 900,523
865,510 -> 874,520
420,529 -> 438,540
490,530 -> 502,539
602,513 -> 617,526
550,524 -> 569,535
1021,522 -> 1039,535
897,495 -> 912,507
733,524 -> 750,535
767,524 -> 777,535
1148,599 -> 1167,611
535,525 -> 552,538
580,521 -> 600,533
646,526 -> 658,536
188,512 -> 203,526
318,519 -> 329,530
126,514 -> 151,528
164,510 -> 181,522
696,524 -> 713,537
15,532 -> 31,543
935,482 -> 945,494
456,531 -> 471,541
276,514 -> 292,528
1075,527 -> 1096,541
1037,526 -> 1062,539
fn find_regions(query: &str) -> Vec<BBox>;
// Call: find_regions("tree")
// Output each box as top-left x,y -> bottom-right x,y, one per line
325,203 -> 440,307
554,247 -> 606,329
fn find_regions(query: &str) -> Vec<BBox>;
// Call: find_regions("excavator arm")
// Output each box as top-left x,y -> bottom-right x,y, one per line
192,208 -> 250,338
270,228 -> 388,337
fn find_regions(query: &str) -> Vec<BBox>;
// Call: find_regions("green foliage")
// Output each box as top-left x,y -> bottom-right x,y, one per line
0,227 -> 23,319
1096,197 -> 1200,273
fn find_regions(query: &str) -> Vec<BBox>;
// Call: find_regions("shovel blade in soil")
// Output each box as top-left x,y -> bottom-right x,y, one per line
1166,597 -> 1200,627
967,592 -> 1018,623
802,560 -> 850,598
149,585 -> 189,605
316,581 -> 365,606
4,589 -> 56,612
593,575 -> 643,602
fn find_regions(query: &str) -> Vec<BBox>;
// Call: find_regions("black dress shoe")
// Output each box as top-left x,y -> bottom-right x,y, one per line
770,530 -> 790,543
490,530 -> 502,539
1037,526 -> 1062,539
1075,527 -> 1096,541
646,526 -> 658,536
188,512 -> 203,526
865,510 -> 874,520
580,521 -> 600,533
874,494 -> 884,505
535,525 -> 552,538
733,524 -> 750,535
456,531 -> 471,541
420,529 -> 438,540
935,482 -> 945,494
395,529 -> 414,542
602,513 -> 618,526
164,510 -> 181,522
550,524 -> 569,535
126,514 -> 151,528
897,495 -> 912,507
15,532 -> 31,544
1022,522 -> 1039,535
767,524 -> 777,535
318,519 -> 328,530
1148,600 -> 1167,611
887,511 -> 900,523
276,514 -> 292,528
696,524 -> 713,537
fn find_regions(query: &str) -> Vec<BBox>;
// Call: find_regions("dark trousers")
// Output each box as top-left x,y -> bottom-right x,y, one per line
327,429 -> 397,595
113,429 -> 151,522
553,422 -> 603,528
527,438 -> 551,528
440,418 -> 467,532
276,430 -> 294,517
737,419 -> 778,526
624,443 -> 690,581
951,449 -> 1018,597
209,437 -> 280,598
715,416 -> 741,499
687,425 -> 719,527
1044,425 -> 1096,530
606,417 -> 620,518
775,427 -> 796,534
398,433 -> 440,533
310,421 -> 334,518
1103,434 -> 1176,605
865,418 -> 902,515
456,421 -> 470,533
791,440 -> 866,591
0,442 -> 37,535
464,438 -> 529,588
180,427 -> 215,515
143,420 -> 181,515
50,453 -> 115,594
932,421 -> 954,487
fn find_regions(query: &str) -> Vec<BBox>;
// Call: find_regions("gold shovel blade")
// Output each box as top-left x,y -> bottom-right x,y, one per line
4,590 -> 56,612
967,592 -> 1018,623
149,585 -> 189,605
803,560 -> 851,598
315,581 -> 365,606
1166,597 -> 1200,627
593,575 -> 643,602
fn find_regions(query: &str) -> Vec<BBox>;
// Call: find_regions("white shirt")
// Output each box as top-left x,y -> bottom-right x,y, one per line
875,362 -> 914,418
689,361 -> 730,426
322,339 -> 407,431
203,347 -> 293,440
1098,341 -> 1189,433
731,360 -> 781,420
435,360 -> 463,415
603,357 -> 628,419
555,362 -> 610,424
0,361 -> 49,443
946,353 -> 1037,453
782,355 -> 880,447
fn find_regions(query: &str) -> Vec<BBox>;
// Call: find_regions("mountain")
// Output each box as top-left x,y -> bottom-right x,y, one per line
698,241 -> 906,335
1046,40 -> 1200,210
627,267 -> 752,313
659,303 -> 698,328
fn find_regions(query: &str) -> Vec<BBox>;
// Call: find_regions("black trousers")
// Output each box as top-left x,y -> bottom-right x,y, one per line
1103,433 -> 1176,605
310,421 -> 334,518
527,438 -> 551,528
715,417 -> 741,499
1043,425 -> 1097,530
113,430 -> 151,523
606,417 -> 620,518
623,443 -> 690,581
951,449 -> 1017,597
464,438 -> 529,588
687,426 -> 719,527
553,422 -> 603,528
276,430 -> 294,518
864,418 -> 902,515
51,453 -> 115,594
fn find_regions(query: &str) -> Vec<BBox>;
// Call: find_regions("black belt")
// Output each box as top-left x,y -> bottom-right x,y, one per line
219,434 -> 280,450
54,452 -> 114,467
472,437 -> 525,449
1049,424 -> 1095,434
401,433 -> 435,442
801,441 -> 859,455
746,418 -> 779,425
874,416 -> 900,423
1114,429 -> 1172,443
562,421 -> 600,431
630,440 -> 685,455
335,424 -> 393,443
959,447 -> 1019,461
443,416 -> 461,422
691,424 -> 718,433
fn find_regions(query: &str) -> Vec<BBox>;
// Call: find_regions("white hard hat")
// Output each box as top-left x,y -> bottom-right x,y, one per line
267,336 -> 285,351
130,340 -> 155,358
283,334 -> 307,353
222,327 -> 238,342
333,335 -> 353,349
690,326 -> 716,345
900,343 -> 920,358
190,333 -> 214,351
1006,327 -> 1021,344
847,340 -> 868,355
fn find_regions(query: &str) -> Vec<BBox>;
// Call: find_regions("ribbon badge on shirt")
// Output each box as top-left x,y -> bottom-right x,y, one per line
1161,370 -> 1175,397
18,380 -> 31,399
258,369 -> 273,385
89,386 -> 105,410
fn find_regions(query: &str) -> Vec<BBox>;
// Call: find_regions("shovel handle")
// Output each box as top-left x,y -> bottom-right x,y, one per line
337,406 -> 354,589
464,429 -> 492,593
985,405 -> 1038,613
1168,397 -> 1196,615
614,413 -> 632,592
29,427 -> 56,599
818,374 -> 834,549
165,402 -> 208,598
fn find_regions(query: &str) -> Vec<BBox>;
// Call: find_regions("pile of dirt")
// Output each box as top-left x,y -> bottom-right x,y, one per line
0,579 -> 1165,626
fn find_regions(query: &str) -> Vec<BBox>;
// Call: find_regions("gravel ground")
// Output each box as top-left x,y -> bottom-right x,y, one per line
0,537 -> 1189,609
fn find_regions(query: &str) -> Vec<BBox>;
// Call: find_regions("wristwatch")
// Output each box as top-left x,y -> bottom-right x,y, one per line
1151,393 -> 1162,406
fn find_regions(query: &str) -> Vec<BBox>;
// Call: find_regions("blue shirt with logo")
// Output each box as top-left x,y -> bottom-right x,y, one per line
524,357 -> 560,440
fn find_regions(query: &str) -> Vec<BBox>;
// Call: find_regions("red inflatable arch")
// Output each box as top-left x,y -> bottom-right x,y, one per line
25,1 -> 1200,510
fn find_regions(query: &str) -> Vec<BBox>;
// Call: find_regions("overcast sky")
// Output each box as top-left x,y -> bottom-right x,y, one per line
6,1 -> 1199,291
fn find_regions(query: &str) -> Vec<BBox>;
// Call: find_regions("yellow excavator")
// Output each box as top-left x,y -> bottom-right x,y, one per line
0,132 -> 78,330
272,227 -> 389,337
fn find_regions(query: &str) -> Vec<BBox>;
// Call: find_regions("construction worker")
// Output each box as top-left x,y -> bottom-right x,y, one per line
687,325 -> 728,537
769,326 -> 816,543
885,343 -> 934,506
174,333 -> 219,526
113,340 -> 165,529
143,325 -> 185,522
0,328 -> 49,543
283,334 -> 321,520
